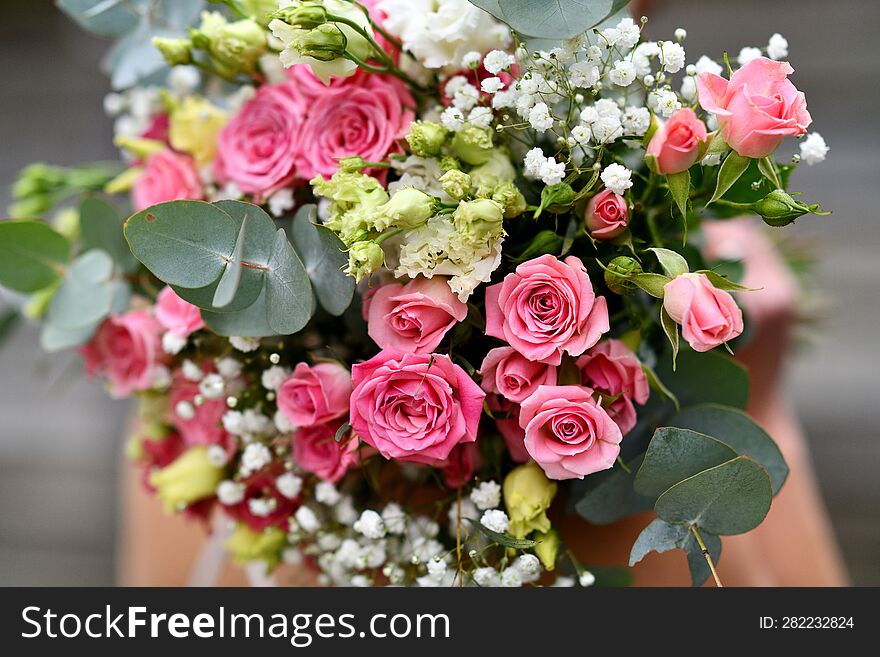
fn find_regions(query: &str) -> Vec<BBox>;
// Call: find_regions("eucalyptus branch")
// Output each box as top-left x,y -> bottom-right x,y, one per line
691,526 -> 723,587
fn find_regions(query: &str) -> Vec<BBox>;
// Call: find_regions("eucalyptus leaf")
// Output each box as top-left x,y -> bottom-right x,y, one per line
265,229 -> 314,335
634,427 -> 738,498
709,152 -> 751,204
471,0 -> 628,39
575,453 -> 654,524
654,349 -> 749,410
79,196 -> 138,272
632,519 -> 722,586
291,205 -> 354,316
45,249 -> 114,330
202,286 -> 277,337
0,220 -> 70,293
668,404 -> 788,494
655,455 -> 773,535
41,319 -> 102,352
57,0 -> 141,37
212,212 -> 248,308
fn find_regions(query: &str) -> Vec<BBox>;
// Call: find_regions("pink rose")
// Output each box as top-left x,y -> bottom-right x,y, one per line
367,276 -> 467,353
645,108 -> 707,174
663,273 -> 744,352
131,150 -> 202,212
577,340 -> 649,435
293,420 -> 359,483
585,189 -> 629,239
168,373 -> 231,449
294,75 -> 414,180
485,255 -> 610,365
479,347 -> 557,403
519,385 -> 623,480
155,286 -> 204,338
277,362 -> 352,428
80,310 -> 164,398
214,82 -> 306,198
487,396 -> 530,463
350,350 -> 485,463
697,57 -> 811,158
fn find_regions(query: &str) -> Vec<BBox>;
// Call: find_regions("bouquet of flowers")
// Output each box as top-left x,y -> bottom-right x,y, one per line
0,0 -> 830,587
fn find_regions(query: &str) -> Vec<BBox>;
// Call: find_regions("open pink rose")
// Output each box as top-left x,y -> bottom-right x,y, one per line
697,56 -> 811,158
479,347 -> 557,403
293,419 -> 359,483
132,150 -> 202,212
485,255 -> 609,365
577,340 -> 649,435
168,374 -> 231,449
277,362 -> 352,429
155,286 -> 204,338
350,350 -> 485,463
80,310 -> 164,398
295,75 -> 414,179
646,108 -> 707,174
214,81 -> 306,198
585,189 -> 629,239
368,276 -> 467,353
663,273 -> 744,352
519,385 -> 623,480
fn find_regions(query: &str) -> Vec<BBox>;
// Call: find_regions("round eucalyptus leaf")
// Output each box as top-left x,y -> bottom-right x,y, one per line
265,229 -> 314,334
471,0 -> 627,39
654,349 -> 750,410
574,453 -> 654,524
655,456 -> 773,536
628,517 -> 722,587
46,249 -> 115,330
0,220 -> 70,293
79,196 -> 138,272
202,287 -> 278,338
41,320 -> 102,353
291,205 -> 354,316
57,0 -> 141,37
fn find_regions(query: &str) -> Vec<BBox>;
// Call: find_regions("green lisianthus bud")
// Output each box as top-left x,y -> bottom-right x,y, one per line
153,37 -> 193,66
604,255 -> 642,295
291,23 -> 346,61
191,12 -> 266,76
469,150 -> 516,195
450,126 -> 494,166
346,241 -> 384,281
752,189 -> 827,227
438,155 -> 461,172
492,181 -> 527,218
226,525 -> 286,569
452,198 -> 504,242
406,120 -> 448,157
503,462 -> 557,539
52,207 -> 80,242
271,4 -> 327,29
337,156 -> 368,172
535,183 -> 574,218
439,169 -> 471,200
149,446 -> 224,514
240,0 -> 281,24
371,188 -> 437,231
534,530 -> 561,571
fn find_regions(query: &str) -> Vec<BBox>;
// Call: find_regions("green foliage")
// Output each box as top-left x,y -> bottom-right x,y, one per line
574,453 -> 654,524
648,247 -> 689,278
79,197 -> 138,272
0,220 -> 70,293
654,349 -> 749,410
709,151 -> 751,204
666,170 -> 690,219
629,518 -> 721,586
468,518 -> 539,549
469,0 -> 631,39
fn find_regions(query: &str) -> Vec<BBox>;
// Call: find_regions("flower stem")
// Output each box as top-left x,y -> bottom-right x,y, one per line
691,525 -> 723,587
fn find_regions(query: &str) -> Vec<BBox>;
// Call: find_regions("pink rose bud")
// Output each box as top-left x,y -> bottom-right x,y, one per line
645,108 -> 707,174
518,385 -> 623,480
585,189 -> 629,239
576,340 -> 650,435
293,419 -> 359,483
155,286 -> 204,339
277,362 -> 352,429
697,57 -> 811,158
132,150 -> 203,212
485,255 -> 609,365
663,273 -> 744,352
479,346 -> 557,403
367,276 -> 467,353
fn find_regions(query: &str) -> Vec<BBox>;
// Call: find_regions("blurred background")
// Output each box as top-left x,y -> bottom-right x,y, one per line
0,0 -> 877,585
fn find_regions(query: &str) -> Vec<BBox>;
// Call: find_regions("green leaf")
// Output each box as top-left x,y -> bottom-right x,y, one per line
0,220 -> 70,293
709,152 -> 751,204
642,364 -> 679,410
334,421 -> 351,442
655,456 -> 773,535
45,249 -> 114,330
757,156 -> 782,189
212,212 -> 248,308
265,229 -> 314,335
291,205 -> 355,316
630,518 -> 723,586
468,518 -> 538,549
648,247 -> 689,278
666,170 -> 690,219
509,229 -> 564,264
125,200 -> 238,289
654,349 -> 749,410
0,309 -> 20,349
668,404 -> 788,494
202,286 -> 277,337
698,269 -> 753,292
659,306 -> 679,368
41,320 -> 102,352
79,197 -> 138,272
57,0 -> 140,37
470,0 -> 629,40
631,273 -> 669,298
634,427 -> 738,498
575,454 -> 654,524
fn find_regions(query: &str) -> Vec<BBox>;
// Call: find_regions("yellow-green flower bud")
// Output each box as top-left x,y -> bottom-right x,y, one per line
503,461 -> 557,539
452,198 -> 504,243
241,0 -> 281,24
153,37 -> 193,66
534,530 -> 561,571
337,156 -> 368,172
604,255 -> 642,296
371,188 -> 437,231
290,23 -> 346,62
406,120 -> 448,157
23,279 -> 60,320
439,169 -> 471,200
450,126 -> 494,166
438,155 -> 461,172
191,12 -> 266,77
149,446 -> 224,514
226,525 -> 286,569
752,189 -> 827,227
346,241 -> 384,281
469,149 -> 516,195
492,181 -> 527,218
271,4 -> 327,29
52,207 -> 80,242
535,183 -> 574,218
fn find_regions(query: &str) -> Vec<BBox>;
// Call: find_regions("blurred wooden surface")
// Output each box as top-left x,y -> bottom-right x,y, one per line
1,0 -> 878,584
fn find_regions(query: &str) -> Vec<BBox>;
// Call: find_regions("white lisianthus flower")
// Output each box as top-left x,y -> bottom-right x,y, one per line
600,163 -> 633,195
767,33 -> 789,60
799,132 -> 829,165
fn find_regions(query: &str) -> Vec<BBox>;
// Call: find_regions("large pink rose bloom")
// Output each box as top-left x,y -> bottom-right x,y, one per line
277,362 -> 352,428
519,385 -> 623,480
646,108 -> 707,174
697,57 -> 811,158
132,150 -> 202,212
80,310 -> 163,398
368,276 -> 467,353
485,255 -> 609,365
155,286 -> 204,338
479,346 -> 557,403
293,419 -> 359,483
663,273 -> 744,352
577,340 -> 649,435
350,350 -> 485,463
295,75 -> 414,179
214,82 -> 306,198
